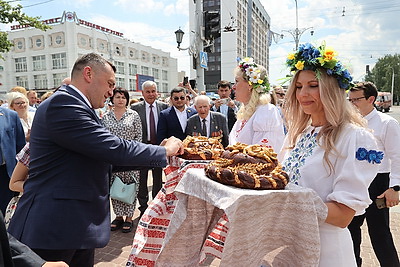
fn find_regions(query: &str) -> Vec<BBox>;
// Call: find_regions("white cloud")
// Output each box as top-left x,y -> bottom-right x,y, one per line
112,0 -> 165,13
62,0 -> 95,8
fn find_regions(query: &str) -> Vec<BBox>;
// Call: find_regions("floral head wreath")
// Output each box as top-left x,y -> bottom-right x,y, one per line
286,42 -> 354,90
238,57 -> 270,94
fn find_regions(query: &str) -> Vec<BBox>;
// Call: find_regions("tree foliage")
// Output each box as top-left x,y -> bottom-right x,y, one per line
365,54 -> 400,103
0,1 -> 50,57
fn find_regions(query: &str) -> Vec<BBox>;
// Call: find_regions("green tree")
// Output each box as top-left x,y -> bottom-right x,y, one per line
0,1 -> 50,57
365,54 -> 400,105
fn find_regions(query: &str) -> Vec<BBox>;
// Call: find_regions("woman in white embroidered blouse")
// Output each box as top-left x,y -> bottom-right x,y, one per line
228,58 -> 284,151
280,43 -> 382,267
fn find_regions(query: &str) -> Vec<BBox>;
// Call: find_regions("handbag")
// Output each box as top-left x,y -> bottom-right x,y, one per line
110,176 -> 137,204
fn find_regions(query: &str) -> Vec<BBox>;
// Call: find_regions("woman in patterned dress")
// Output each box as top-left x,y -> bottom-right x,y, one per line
102,87 -> 142,233
280,43 -> 382,266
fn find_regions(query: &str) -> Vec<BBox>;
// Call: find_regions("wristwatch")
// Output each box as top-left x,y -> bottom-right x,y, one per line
391,185 -> 400,191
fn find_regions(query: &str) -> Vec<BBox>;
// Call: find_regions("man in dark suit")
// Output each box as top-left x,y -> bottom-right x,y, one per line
186,95 -> 229,147
131,81 -> 168,216
212,80 -> 238,132
0,107 -> 26,214
157,87 -> 197,143
8,53 -> 183,267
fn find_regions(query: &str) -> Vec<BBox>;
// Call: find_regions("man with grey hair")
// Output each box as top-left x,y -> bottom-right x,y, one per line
131,80 -> 168,217
186,95 -> 229,147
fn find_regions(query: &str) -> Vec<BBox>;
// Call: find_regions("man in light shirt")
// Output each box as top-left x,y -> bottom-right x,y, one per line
212,80 -> 238,132
347,81 -> 400,267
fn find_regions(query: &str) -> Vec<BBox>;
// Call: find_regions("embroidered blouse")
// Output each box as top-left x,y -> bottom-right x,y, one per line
280,123 -> 381,215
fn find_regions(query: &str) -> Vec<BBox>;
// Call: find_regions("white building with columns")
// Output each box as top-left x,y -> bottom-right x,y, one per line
0,11 -> 178,98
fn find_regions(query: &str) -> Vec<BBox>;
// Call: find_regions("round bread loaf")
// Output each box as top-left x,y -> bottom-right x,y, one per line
205,143 -> 288,190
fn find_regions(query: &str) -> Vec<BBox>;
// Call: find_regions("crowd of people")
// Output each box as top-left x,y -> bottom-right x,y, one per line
1,42 -> 399,267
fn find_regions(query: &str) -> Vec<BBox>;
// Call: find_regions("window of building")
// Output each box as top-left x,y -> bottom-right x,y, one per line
17,41 -> 23,50
152,55 -> 159,64
15,76 -> 28,88
32,55 -> 46,71
129,78 -> 136,91
15,57 -> 27,72
152,68 -> 159,79
80,37 -> 87,47
162,57 -> 169,67
53,73 -> 67,88
35,38 -> 42,48
141,51 -> 150,62
55,35 -> 62,45
129,64 -> 138,76
34,74 -> 48,89
115,61 -> 125,74
52,53 -> 67,69
162,82 -> 168,92
162,70 -> 168,80
116,77 -> 125,88
115,46 -> 121,56
141,66 -> 149,75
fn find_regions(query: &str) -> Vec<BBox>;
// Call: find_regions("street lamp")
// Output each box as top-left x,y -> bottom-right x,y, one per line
174,0 -> 205,91
282,0 -> 313,50
175,28 -> 184,49
391,66 -> 395,106
391,63 -> 399,106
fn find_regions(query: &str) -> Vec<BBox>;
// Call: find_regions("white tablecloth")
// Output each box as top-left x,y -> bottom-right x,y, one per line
156,168 -> 328,267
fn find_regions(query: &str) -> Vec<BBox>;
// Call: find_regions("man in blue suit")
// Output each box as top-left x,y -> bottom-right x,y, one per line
157,87 -> 197,143
8,53 -> 183,267
0,107 -> 26,214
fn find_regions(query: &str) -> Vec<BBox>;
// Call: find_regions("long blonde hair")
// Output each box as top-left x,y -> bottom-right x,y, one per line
234,66 -> 271,121
284,69 -> 366,171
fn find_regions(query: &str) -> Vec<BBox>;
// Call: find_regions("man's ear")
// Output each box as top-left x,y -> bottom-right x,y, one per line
82,66 -> 92,83
367,96 -> 375,105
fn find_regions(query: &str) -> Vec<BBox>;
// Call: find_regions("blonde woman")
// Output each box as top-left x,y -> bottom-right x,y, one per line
229,57 -> 284,151
280,43 -> 382,266
8,92 -> 34,141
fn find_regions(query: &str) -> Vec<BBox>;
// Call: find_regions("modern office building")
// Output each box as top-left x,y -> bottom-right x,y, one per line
0,11 -> 178,98
189,0 -> 271,91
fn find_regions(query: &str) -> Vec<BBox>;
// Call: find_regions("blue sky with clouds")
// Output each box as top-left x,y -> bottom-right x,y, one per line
4,0 -> 400,85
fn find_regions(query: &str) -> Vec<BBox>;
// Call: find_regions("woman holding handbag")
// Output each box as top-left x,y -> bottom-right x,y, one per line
102,87 -> 142,233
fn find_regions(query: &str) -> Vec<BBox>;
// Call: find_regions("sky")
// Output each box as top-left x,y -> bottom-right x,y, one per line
3,0 -> 400,86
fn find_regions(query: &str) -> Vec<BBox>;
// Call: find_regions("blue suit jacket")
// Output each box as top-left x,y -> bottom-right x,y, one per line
8,86 -> 167,250
0,107 -> 26,177
157,106 -> 197,144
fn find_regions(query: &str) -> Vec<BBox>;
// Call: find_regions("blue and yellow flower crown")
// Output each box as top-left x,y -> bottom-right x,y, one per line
286,42 -> 353,89
238,57 -> 270,94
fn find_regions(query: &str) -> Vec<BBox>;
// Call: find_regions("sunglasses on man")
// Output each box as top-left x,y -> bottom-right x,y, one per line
173,96 -> 186,101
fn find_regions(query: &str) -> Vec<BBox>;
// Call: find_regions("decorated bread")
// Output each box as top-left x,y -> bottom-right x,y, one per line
179,136 -> 224,160
205,143 -> 289,190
